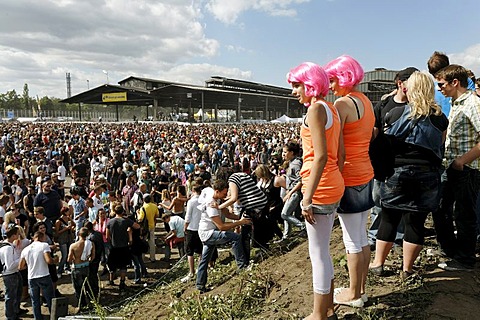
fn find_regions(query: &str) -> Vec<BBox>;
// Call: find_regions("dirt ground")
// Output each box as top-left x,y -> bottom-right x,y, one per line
119,216 -> 480,320
2,216 -> 479,319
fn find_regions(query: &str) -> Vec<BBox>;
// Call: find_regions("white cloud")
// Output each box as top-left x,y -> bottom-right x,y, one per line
0,0 -> 309,98
163,63 -> 253,85
205,0 -> 310,24
0,0 -> 236,98
450,43 -> 480,75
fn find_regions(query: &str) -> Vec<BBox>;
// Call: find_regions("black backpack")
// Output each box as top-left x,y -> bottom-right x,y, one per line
138,207 -> 149,237
369,98 -> 395,181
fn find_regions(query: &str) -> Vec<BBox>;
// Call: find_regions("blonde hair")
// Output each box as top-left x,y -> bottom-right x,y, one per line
3,211 -> 16,226
254,164 -> 273,181
161,189 -> 171,201
16,225 -> 26,240
406,71 -> 442,118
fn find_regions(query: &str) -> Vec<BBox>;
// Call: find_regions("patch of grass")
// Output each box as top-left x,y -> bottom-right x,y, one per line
168,263 -> 291,320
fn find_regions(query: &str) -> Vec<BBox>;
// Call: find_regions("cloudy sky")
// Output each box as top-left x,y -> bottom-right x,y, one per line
1,0 -> 479,99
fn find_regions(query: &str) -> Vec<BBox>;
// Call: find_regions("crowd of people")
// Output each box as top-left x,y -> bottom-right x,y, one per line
0,50 -> 479,320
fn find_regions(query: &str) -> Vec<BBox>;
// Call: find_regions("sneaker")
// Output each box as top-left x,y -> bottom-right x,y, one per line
438,260 -> 473,271
65,269 -> 71,275
197,286 -> 211,294
180,273 -> 194,283
57,273 -> 62,279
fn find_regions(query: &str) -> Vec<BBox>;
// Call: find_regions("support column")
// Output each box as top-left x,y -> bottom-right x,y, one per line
116,105 -> 119,122
78,103 -> 82,121
237,94 -> 242,122
265,97 -> 269,121
201,91 -> 205,123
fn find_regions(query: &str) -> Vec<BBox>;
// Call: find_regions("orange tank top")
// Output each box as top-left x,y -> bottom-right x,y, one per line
341,92 -> 375,186
300,101 -> 345,205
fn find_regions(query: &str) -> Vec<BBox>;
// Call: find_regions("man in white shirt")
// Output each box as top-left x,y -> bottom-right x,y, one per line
19,231 -> 58,320
57,160 -> 67,182
181,182 -> 203,282
162,213 -> 185,261
195,180 -> 252,293
0,226 -> 24,320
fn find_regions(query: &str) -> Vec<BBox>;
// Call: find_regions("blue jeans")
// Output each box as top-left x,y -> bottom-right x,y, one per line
131,253 -> 147,282
57,242 -> 70,274
368,179 -> 404,245
3,272 -> 22,320
281,191 -> 304,237
434,166 -> 480,266
29,275 -> 54,320
196,230 -> 247,290
476,192 -> 480,242
74,218 -> 86,237
71,265 -> 90,309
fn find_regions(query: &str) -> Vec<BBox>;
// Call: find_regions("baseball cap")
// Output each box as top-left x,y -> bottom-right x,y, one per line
395,67 -> 419,82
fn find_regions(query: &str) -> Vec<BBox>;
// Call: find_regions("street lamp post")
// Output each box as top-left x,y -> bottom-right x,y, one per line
87,79 -> 90,90
102,70 -> 109,84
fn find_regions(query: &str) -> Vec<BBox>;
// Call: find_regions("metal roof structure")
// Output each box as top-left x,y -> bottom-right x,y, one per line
61,76 -> 302,122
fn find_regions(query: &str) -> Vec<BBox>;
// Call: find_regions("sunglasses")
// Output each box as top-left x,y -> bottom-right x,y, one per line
437,82 -> 449,89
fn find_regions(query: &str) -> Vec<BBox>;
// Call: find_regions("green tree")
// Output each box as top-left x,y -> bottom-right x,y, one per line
0,90 -> 21,110
22,83 -> 30,109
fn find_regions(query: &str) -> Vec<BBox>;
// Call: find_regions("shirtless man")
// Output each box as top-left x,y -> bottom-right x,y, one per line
68,227 -> 95,310
161,185 -> 188,218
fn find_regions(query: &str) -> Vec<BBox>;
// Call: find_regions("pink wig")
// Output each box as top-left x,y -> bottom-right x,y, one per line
286,62 -> 329,104
324,55 -> 364,89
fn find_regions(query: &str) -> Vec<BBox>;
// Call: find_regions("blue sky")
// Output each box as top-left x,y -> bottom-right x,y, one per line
1,0 -> 479,98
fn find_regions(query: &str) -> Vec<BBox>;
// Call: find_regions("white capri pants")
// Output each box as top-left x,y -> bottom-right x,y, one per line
337,210 -> 370,254
306,212 -> 335,295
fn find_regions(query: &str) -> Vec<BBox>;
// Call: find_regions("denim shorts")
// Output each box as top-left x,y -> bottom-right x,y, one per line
337,180 -> 374,214
380,165 -> 441,212
312,202 -> 340,215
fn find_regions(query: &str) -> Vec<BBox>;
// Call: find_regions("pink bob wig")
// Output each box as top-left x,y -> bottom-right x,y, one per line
286,62 -> 329,105
324,55 -> 364,89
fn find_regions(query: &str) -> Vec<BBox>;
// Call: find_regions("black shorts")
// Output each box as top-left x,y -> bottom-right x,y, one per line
48,263 -> 58,283
107,246 -> 132,272
185,230 -> 203,256
20,268 -> 28,287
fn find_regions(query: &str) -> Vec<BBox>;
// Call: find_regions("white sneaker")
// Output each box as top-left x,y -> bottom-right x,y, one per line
57,273 -> 62,279
180,273 -> 194,283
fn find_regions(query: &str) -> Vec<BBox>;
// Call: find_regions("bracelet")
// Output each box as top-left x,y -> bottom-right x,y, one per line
300,201 -> 312,211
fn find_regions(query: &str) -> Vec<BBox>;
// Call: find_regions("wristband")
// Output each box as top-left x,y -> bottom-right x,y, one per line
300,201 -> 312,211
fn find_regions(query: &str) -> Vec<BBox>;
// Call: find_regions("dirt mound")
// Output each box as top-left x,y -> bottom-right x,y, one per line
119,220 -> 480,320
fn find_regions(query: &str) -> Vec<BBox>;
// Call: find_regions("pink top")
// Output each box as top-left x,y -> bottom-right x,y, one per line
94,218 -> 110,243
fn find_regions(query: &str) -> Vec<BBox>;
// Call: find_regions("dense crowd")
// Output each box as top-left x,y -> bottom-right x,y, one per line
0,121 -> 304,319
1,51 -> 480,320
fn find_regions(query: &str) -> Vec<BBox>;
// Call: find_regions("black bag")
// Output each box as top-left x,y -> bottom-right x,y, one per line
369,130 -> 395,181
370,104 -> 421,181
139,207 -> 149,237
